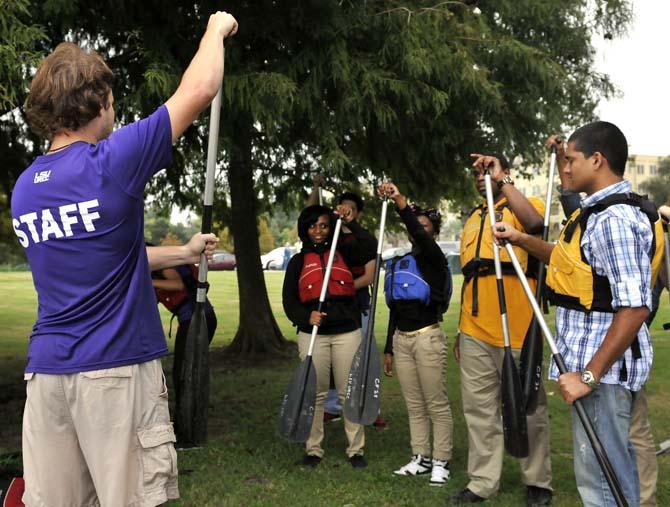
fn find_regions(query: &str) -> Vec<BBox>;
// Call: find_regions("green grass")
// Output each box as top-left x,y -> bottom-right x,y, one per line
0,271 -> 668,506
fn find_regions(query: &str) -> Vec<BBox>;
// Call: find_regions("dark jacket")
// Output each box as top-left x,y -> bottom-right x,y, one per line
283,219 -> 376,335
384,206 -> 448,354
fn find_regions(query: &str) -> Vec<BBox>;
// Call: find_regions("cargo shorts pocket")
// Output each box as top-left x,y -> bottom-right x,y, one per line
137,424 -> 178,492
80,365 -> 133,388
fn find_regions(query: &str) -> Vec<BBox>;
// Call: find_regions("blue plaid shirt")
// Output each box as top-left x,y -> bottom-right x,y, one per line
548,180 -> 653,392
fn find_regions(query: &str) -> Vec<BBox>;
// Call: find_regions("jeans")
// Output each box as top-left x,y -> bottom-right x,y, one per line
572,384 -> 639,507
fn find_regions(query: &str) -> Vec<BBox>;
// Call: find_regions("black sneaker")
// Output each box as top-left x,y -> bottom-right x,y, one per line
349,454 -> 367,468
448,488 -> 485,504
300,454 -> 322,467
526,486 -> 552,506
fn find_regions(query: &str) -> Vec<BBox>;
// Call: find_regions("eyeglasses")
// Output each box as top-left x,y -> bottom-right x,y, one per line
309,222 -> 330,230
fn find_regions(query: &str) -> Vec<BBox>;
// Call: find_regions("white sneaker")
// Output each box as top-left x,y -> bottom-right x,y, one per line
393,454 -> 432,476
429,459 -> 450,486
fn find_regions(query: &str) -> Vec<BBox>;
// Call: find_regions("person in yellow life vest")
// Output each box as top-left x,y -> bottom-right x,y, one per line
450,154 -> 553,506
494,122 -> 662,507
546,134 -> 661,507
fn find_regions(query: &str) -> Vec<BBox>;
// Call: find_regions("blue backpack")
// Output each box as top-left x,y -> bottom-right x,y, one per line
384,254 -> 431,306
384,253 -> 453,318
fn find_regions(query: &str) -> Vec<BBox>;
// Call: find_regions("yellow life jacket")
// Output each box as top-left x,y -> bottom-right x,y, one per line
546,192 -> 664,313
460,198 -> 539,316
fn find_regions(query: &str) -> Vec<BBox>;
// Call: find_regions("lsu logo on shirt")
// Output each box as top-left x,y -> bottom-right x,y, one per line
13,199 -> 101,248
33,170 -> 51,183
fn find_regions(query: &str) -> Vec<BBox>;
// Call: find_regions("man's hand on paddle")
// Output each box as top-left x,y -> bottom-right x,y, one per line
492,221 -> 524,246
558,372 -> 592,404
470,153 -> 506,182
185,232 -> 219,263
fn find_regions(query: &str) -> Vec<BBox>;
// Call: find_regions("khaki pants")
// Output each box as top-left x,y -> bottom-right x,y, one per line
393,326 -> 453,461
459,332 -> 552,498
630,387 -> 658,506
22,359 -> 179,507
298,330 -> 365,458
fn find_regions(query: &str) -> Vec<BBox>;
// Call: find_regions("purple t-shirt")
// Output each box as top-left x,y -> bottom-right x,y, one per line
11,106 -> 173,374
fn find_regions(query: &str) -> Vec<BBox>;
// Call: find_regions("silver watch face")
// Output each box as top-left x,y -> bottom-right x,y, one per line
581,371 -> 594,384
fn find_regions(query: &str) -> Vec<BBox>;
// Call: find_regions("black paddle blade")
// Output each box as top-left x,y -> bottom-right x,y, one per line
502,347 -> 529,458
277,356 -> 317,443
176,303 -> 210,446
519,319 -> 544,414
343,335 -> 382,425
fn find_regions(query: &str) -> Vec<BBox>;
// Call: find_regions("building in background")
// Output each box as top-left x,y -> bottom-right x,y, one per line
514,153 -> 665,240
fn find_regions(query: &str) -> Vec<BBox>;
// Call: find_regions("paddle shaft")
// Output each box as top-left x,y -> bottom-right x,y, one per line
484,173 -> 513,348
306,218 -> 344,356
196,48 -> 225,303
357,199 -> 388,411
533,146 -> 557,298
502,241 -> 629,507
521,146 -> 557,410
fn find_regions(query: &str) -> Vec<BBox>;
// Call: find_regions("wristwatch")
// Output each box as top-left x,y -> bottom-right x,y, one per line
497,176 -> 514,190
580,370 -> 599,389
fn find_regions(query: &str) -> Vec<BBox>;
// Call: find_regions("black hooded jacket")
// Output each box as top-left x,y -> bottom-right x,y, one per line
283,208 -> 376,335
384,205 -> 449,354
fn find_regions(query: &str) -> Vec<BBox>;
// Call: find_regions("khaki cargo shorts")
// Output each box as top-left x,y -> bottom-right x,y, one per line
22,358 -> 179,507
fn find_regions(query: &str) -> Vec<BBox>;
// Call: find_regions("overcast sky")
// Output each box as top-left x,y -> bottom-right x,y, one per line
593,0 -> 669,156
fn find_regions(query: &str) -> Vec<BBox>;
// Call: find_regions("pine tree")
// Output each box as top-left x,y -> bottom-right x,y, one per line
1,0 -> 633,356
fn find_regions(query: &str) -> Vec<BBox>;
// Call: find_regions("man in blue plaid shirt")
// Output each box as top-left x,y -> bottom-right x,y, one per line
494,121 -> 658,507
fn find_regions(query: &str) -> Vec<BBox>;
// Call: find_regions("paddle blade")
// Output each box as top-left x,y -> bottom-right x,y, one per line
277,356 -> 317,443
176,303 -> 210,446
502,347 -> 529,458
343,335 -> 382,425
519,319 -> 544,414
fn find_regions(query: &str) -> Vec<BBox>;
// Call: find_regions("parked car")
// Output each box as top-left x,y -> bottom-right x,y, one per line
381,245 -> 411,261
261,247 -> 297,270
208,251 -> 236,271
438,240 -> 460,257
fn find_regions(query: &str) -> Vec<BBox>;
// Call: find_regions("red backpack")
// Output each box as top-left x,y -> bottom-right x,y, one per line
298,250 -> 356,303
154,265 -> 199,312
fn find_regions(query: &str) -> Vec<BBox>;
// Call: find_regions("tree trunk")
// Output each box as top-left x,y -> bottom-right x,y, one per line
226,116 -> 290,356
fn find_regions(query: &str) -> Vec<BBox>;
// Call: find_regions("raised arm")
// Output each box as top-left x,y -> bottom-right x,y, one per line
305,174 -> 325,207
492,222 -> 555,263
378,182 -> 444,267
471,153 -> 543,234
165,11 -> 238,144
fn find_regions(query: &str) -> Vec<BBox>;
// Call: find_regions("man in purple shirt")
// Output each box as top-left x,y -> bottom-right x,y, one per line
11,11 -> 237,507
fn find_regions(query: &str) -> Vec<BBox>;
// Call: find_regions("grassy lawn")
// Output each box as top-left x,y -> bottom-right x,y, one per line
0,270 -> 668,506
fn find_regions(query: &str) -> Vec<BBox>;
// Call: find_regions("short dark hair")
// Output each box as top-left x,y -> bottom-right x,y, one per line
338,192 -> 364,213
26,42 -> 114,140
493,153 -> 510,171
568,121 -> 628,176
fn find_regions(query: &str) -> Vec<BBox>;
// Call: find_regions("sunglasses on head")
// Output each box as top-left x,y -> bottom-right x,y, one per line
408,203 -> 441,222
